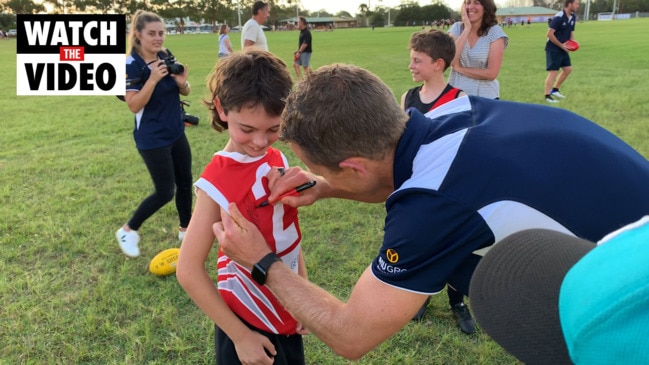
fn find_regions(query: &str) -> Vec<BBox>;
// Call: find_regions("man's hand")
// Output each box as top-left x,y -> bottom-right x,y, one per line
267,167 -> 323,207
213,203 -> 271,270
295,322 -> 310,335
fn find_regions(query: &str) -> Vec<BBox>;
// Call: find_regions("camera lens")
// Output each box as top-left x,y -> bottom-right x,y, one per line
163,58 -> 184,74
170,63 -> 184,74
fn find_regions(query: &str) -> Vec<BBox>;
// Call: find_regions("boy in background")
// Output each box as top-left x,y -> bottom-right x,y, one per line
176,49 -> 308,365
401,29 -> 465,115
401,29 -> 474,335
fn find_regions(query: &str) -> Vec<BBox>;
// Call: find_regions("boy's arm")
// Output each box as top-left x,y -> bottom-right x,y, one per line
400,92 -> 407,110
177,189 -> 277,363
214,204 -> 429,360
297,248 -> 307,280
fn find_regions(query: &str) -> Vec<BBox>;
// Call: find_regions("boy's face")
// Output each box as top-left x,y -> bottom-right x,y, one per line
218,103 -> 281,157
409,50 -> 437,83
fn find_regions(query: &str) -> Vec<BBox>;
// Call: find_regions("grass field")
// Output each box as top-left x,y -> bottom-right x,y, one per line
1,18 -> 648,364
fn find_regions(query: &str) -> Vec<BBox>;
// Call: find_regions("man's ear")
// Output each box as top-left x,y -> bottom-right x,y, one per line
213,97 -> 228,122
339,157 -> 369,176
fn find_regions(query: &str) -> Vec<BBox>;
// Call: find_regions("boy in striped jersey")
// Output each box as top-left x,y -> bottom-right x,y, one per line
177,49 -> 308,365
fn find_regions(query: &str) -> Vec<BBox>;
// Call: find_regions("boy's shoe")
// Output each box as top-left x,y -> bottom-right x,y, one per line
551,90 -> 566,99
451,302 -> 476,334
116,227 -> 140,257
178,228 -> 186,241
545,95 -> 559,103
412,296 -> 431,321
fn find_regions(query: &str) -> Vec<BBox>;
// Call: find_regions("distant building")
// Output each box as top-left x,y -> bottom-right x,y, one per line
278,17 -> 357,30
160,17 -> 217,34
496,6 -> 557,24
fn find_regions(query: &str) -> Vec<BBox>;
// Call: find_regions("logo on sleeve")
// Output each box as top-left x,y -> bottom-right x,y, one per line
16,14 -> 126,96
376,248 -> 407,275
376,255 -> 407,274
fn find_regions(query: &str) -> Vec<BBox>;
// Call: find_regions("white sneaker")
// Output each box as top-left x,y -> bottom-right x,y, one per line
545,95 -> 559,103
178,229 -> 185,241
551,90 -> 566,99
116,227 -> 140,257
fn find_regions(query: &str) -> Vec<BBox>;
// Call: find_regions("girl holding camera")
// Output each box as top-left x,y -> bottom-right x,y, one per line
116,10 -> 193,257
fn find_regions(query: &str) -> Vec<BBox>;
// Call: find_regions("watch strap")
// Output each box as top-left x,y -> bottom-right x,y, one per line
252,252 -> 281,285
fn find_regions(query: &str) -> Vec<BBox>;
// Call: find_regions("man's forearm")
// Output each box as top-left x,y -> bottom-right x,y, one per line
265,262 -> 367,359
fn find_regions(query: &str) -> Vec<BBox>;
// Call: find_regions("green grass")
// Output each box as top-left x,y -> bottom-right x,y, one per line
1,18 -> 648,364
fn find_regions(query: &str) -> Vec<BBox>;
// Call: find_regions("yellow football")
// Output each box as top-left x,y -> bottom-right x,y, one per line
149,248 -> 180,276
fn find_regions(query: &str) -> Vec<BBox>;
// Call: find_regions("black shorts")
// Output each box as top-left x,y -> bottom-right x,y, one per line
215,323 -> 305,365
546,49 -> 572,71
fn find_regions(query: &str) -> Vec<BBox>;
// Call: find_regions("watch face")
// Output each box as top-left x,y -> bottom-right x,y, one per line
252,263 -> 266,285
252,253 -> 281,285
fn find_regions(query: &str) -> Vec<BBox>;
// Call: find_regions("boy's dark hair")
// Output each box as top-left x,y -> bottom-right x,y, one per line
203,48 -> 292,132
408,29 -> 455,70
299,16 -> 307,25
564,0 -> 576,7
252,1 -> 268,15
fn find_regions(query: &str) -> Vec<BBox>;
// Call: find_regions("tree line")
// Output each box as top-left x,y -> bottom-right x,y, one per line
1,0 -> 647,31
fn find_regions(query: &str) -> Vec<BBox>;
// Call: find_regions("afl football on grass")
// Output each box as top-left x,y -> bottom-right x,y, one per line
149,248 -> 180,276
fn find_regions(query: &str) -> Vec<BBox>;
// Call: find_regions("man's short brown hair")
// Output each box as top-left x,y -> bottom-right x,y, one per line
252,1 -> 268,15
281,64 -> 407,171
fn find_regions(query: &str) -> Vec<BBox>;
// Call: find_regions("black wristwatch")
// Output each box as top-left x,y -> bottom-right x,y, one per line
252,253 -> 282,285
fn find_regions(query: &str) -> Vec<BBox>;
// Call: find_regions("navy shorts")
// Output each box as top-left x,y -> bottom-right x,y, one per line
546,50 -> 571,71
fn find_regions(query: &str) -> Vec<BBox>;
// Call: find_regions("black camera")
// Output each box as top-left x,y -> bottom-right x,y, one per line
163,56 -> 185,75
181,100 -> 199,126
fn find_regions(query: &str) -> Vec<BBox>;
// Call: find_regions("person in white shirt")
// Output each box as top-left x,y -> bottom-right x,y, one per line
241,1 -> 270,51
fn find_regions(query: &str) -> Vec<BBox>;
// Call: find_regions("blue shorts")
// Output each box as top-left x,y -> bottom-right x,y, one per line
546,50 -> 571,71
294,52 -> 311,67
